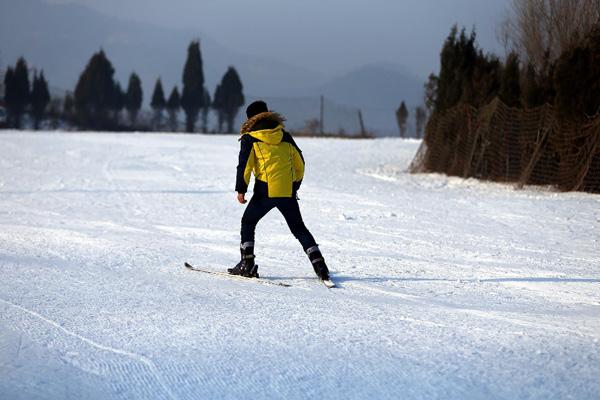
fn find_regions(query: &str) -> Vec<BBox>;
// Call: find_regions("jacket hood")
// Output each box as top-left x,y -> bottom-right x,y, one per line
247,125 -> 284,144
240,111 -> 285,133
240,111 -> 286,145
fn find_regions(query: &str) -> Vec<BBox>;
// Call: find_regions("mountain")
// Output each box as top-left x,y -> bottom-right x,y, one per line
0,0 -> 424,136
314,62 -> 424,108
0,0 -> 326,102
242,64 -> 425,137
306,63 -> 425,136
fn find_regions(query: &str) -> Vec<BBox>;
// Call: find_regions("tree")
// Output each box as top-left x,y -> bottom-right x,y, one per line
415,106 -> 427,139
522,62 -> 545,108
213,67 -> 245,133
212,84 -> 224,132
166,86 -> 181,132
200,88 -> 211,133
499,52 -> 521,107
31,71 -> 50,129
63,93 -> 75,124
74,50 -> 117,129
3,68 -> 15,127
554,24 -> 600,120
125,72 -> 143,127
46,97 -> 62,129
433,26 -> 502,113
302,118 -> 320,135
181,41 -> 205,132
395,101 -> 409,138
151,78 -> 166,129
4,58 -> 31,128
467,51 -> 502,107
111,82 -> 124,124
436,26 -> 477,112
500,0 -> 600,77
423,73 -> 438,115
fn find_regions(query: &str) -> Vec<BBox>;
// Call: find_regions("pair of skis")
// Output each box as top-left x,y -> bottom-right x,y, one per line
184,262 -> 335,289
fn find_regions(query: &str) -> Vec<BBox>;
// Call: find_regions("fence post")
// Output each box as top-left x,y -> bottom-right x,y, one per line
516,128 -> 551,189
319,95 -> 324,135
573,128 -> 600,192
462,105 -> 475,178
357,109 -> 366,137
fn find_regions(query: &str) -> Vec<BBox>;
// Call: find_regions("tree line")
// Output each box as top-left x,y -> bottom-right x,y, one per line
425,0 -> 600,122
392,0 -> 599,141
2,40 -> 245,133
394,101 -> 426,139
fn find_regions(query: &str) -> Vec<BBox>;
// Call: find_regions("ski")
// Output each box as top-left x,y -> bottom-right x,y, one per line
184,262 -> 292,288
321,279 -> 336,289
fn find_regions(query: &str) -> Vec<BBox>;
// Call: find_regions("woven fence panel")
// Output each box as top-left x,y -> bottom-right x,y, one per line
410,97 -> 600,193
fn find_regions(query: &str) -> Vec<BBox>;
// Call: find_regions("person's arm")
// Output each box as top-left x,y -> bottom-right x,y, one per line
235,136 -> 255,202
292,146 -> 305,183
286,132 -> 305,191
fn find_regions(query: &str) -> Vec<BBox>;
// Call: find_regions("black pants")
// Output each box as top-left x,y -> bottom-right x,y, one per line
241,195 -> 317,251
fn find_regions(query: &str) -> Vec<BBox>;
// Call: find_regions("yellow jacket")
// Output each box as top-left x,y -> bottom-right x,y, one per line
236,112 -> 305,198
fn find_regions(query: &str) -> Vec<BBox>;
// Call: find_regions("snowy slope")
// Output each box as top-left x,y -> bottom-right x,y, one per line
0,131 -> 599,400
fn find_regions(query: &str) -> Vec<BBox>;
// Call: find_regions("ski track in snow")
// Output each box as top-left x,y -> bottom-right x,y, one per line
1,131 -> 599,399
0,297 -> 177,400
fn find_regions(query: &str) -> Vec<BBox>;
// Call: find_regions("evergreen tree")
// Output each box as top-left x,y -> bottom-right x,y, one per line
395,101 -> 409,138
213,67 -> 244,133
423,73 -> 438,115
74,50 -> 117,129
522,62 -> 544,109
166,86 -> 181,132
499,52 -> 521,107
4,58 -> 31,128
181,41 -> 205,132
63,93 -> 75,124
151,78 -> 166,129
46,98 -> 61,129
125,72 -> 143,127
433,26 -> 501,113
415,106 -> 427,139
200,88 -> 211,133
111,82 -> 125,124
31,71 -> 50,129
212,83 -> 224,132
554,24 -> 600,120
468,51 -> 502,107
3,67 -> 15,127
436,26 -> 477,111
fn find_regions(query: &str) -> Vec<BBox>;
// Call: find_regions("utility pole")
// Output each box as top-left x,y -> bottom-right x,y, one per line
357,109 -> 366,137
319,95 -> 324,135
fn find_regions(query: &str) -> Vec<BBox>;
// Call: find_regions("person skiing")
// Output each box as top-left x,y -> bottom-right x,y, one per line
228,100 -> 330,281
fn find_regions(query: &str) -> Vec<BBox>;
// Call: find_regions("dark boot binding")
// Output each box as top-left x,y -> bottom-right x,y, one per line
306,245 -> 329,280
228,242 -> 259,278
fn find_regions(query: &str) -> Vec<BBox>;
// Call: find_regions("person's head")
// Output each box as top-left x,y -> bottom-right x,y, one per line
246,101 -> 269,119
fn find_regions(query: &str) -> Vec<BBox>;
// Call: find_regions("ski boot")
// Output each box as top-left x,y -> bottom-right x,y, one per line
306,245 -> 329,280
228,241 -> 259,278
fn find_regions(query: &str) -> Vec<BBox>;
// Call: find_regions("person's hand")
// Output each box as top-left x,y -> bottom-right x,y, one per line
237,192 -> 247,204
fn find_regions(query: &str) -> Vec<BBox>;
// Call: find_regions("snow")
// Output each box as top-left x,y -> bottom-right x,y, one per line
1,131 -> 599,400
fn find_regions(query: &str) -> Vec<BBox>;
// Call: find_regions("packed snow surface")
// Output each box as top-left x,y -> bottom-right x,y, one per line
1,131 -> 599,400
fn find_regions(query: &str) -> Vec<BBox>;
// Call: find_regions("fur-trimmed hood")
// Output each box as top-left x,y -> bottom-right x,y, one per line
240,111 -> 286,134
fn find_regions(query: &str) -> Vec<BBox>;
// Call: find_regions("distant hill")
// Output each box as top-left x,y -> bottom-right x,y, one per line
0,0 -> 325,102
306,63 -> 425,135
0,0 -> 424,136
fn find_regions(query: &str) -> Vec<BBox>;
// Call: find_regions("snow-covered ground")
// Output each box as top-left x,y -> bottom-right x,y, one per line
1,131 -> 599,400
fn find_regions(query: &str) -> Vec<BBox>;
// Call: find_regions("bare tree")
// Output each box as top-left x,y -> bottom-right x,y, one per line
302,118 -> 320,135
500,0 -> 600,75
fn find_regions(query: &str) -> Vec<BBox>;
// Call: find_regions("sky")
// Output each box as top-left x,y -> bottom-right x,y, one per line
48,0 -> 511,78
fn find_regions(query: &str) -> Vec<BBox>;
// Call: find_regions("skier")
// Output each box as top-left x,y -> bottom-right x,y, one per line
228,100 -> 330,281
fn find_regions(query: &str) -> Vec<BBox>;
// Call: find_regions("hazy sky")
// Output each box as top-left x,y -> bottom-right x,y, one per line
49,0 -> 511,78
